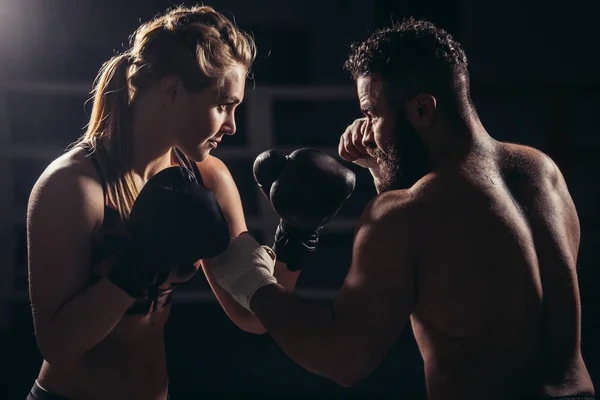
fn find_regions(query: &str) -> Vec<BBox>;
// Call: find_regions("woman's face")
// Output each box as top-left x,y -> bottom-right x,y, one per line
168,63 -> 247,162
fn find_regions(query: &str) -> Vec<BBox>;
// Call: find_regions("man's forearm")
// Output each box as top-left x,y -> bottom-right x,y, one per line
274,260 -> 301,290
249,284 -> 349,383
203,260 -> 300,334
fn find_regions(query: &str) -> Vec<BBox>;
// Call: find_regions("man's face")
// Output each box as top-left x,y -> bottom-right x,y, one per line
356,75 -> 430,191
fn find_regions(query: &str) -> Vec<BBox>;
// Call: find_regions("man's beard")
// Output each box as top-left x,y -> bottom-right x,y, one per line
365,144 -> 400,193
366,114 -> 430,193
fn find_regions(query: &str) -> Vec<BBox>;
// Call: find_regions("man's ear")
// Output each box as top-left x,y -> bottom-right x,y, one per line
406,93 -> 437,128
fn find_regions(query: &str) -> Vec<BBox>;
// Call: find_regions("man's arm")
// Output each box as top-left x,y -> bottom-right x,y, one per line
198,157 -> 300,334
515,148 -> 584,380
338,117 -> 386,193
250,191 -> 417,386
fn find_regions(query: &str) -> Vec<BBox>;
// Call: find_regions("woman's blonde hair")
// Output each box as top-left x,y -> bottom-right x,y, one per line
73,5 -> 256,220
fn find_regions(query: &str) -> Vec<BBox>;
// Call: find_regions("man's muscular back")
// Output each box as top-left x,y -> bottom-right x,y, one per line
405,141 -> 593,399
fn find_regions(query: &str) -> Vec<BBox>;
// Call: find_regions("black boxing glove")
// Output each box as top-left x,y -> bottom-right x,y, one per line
253,148 -> 356,271
108,166 -> 230,299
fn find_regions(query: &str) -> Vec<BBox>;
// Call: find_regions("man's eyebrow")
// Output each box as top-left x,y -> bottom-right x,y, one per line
361,104 -> 375,114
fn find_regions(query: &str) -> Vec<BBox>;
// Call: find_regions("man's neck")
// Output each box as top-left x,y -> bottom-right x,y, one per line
427,114 -> 490,168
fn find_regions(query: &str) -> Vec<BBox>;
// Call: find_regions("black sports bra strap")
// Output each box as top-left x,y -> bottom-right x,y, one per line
171,147 -> 205,186
79,143 -> 108,197
189,159 -> 203,186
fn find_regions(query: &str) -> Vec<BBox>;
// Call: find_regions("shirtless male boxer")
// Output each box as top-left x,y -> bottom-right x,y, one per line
206,18 -> 596,400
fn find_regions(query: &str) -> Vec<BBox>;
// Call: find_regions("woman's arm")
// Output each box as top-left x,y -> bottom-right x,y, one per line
198,156 -> 300,334
28,157 -> 135,364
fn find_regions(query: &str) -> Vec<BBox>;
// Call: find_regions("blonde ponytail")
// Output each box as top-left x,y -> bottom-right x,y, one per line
76,53 -> 138,220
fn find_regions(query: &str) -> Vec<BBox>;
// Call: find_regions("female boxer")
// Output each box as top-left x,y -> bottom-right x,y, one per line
26,5 -> 298,399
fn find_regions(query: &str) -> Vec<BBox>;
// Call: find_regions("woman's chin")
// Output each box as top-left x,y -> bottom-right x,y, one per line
178,146 -> 210,163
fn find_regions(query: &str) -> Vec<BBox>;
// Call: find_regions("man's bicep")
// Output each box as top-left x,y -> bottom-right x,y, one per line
333,197 -> 416,368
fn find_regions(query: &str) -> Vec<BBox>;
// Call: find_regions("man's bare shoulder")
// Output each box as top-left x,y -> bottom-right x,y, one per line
498,142 -> 561,187
360,189 -> 418,228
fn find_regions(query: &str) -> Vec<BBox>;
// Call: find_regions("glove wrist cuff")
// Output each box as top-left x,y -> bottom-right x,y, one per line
273,220 -> 320,272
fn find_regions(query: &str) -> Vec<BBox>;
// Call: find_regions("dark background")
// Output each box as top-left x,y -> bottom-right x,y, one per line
0,0 -> 598,398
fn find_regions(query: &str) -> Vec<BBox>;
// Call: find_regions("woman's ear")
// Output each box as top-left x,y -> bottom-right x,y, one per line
160,75 -> 181,107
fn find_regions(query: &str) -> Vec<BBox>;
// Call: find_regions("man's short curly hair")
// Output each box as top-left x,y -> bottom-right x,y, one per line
344,18 -> 470,107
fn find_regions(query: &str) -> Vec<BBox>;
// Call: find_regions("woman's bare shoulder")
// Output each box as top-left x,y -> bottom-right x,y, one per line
28,146 -> 105,224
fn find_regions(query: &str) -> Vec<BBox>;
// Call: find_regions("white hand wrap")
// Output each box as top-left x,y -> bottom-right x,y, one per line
209,232 -> 278,312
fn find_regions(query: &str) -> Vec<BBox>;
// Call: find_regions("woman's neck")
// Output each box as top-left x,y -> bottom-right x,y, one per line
130,98 -> 174,182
